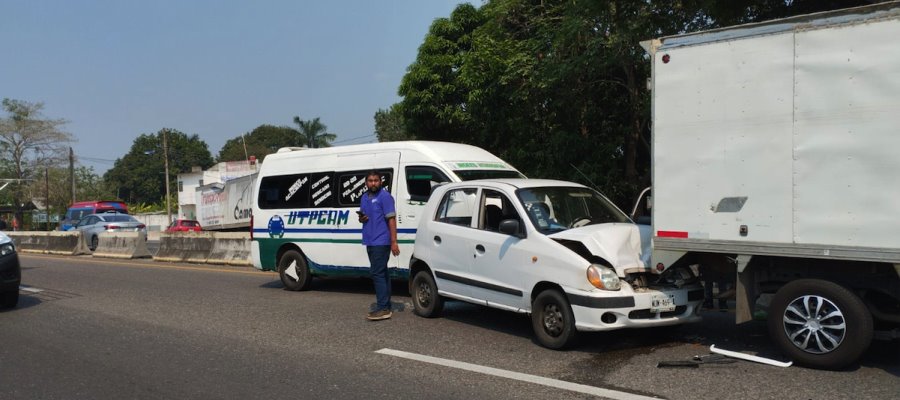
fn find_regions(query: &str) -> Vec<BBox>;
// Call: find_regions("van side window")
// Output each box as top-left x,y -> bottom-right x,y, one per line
337,169 -> 393,206
479,189 -> 520,232
406,166 -> 450,202
258,173 -> 313,209
309,172 -> 335,208
435,188 -> 477,227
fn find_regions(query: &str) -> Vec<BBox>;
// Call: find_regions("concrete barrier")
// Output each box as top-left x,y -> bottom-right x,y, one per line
206,232 -> 251,266
153,232 -> 215,263
92,232 -> 152,259
6,231 -> 90,255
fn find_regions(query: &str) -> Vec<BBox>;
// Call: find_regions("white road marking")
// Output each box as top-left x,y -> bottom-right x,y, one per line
19,286 -> 43,293
376,348 -> 660,400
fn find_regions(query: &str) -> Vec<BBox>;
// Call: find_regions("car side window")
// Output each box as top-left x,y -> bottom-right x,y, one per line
435,188 -> 478,227
479,189 -> 521,232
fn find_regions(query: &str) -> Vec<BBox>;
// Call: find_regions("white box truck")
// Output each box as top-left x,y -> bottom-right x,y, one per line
641,2 -> 900,369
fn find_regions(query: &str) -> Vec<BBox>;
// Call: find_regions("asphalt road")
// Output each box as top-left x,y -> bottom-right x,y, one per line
1,254 -> 898,399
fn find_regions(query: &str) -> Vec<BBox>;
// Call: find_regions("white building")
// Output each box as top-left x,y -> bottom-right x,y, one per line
177,160 -> 257,221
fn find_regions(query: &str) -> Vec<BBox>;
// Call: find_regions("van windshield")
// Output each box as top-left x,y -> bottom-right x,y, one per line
65,208 -> 91,221
454,170 -> 524,181
516,186 -> 630,234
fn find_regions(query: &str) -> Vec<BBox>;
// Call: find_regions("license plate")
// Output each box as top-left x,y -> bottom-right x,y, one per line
650,293 -> 676,313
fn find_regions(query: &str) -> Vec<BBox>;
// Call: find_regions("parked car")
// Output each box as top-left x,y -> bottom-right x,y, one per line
61,200 -> 128,231
166,219 -> 202,233
409,179 -> 703,349
0,231 -> 21,309
73,213 -> 147,251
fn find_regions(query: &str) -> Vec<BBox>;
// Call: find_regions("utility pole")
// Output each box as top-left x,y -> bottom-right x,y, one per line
45,168 -> 50,231
163,129 -> 172,224
241,134 -> 249,162
69,147 -> 75,205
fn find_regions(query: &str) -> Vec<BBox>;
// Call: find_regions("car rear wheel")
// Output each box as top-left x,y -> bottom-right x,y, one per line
278,249 -> 312,291
90,235 -> 99,251
532,289 -> 577,349
411,270 -> 443,318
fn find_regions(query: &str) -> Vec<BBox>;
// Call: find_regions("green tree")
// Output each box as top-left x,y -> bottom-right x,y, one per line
0,98 -> 73,222
104,128 -> 214,204
218,124 -> 300,162
396,0 -> 872,206
291,116 -> 336,149
374,104 -> 414,142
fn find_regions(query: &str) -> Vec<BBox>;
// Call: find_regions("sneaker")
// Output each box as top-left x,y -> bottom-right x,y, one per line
366,309 -> 392,321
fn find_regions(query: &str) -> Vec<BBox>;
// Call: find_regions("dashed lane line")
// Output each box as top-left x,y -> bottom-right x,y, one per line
376,348 -> 660,400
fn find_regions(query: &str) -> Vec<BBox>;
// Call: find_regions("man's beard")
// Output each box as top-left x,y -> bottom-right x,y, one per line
368,185 -> 380,194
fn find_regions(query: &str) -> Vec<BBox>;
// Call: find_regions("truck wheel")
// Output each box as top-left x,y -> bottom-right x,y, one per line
768,279 -> 872,369
531,289 -> 577,349
278,249 -> 312,291
0,290 -> 18,309
411,270 -> 443,318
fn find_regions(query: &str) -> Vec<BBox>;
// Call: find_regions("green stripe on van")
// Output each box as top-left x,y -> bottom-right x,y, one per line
255,237 -> 414,271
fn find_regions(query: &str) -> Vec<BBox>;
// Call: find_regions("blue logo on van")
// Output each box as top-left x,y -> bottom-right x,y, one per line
268,215 -> 285,238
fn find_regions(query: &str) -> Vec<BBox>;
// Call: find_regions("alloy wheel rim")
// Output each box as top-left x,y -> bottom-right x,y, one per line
782,295 -> 846,354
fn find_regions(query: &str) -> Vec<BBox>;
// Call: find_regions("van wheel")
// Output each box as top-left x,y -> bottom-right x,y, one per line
412,270 -> 443,318
532,289 -> 577,349
0,290 -> 18,309
278,250 -> 312,291
90,235 -> 99,251
768,279 -> 872,370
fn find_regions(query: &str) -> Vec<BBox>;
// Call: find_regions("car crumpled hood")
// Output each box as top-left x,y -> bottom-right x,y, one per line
547,223 -> 648,276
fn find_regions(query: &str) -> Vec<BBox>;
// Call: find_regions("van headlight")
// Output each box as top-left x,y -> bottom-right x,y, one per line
0,242 -> 15,257
587,264 -> 620,290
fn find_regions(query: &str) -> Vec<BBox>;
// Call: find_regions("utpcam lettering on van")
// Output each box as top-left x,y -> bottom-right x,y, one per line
285,210 -> 350,226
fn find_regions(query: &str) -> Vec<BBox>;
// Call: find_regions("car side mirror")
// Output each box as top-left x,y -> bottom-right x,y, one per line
409,193 -> 430,202
498,219 -> 524,238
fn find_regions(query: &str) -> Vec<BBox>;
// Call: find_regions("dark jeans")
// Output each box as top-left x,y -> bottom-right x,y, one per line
366,245 -> 392,311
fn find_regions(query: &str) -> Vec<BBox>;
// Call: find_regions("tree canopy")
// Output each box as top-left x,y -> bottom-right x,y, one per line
104,128 -> 214,204
217,124 -> 300,162
0,98 -> 73,218
292,116 -> 336,149
394,0 -> 873,206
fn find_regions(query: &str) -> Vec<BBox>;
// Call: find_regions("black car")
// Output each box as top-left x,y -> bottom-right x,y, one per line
0,232 -> 20,309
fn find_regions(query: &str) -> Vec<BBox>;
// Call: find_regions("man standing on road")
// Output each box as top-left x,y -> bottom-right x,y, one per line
358,170 -> 399,321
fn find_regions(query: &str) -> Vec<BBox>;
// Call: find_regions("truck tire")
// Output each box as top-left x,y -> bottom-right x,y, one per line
411,270 -> 443,318
278,249 -> 312,291
768,279 -> 872,370
531,289 -> 577,349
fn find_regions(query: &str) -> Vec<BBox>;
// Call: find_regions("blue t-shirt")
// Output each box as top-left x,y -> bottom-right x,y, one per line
360,188 -> 396,246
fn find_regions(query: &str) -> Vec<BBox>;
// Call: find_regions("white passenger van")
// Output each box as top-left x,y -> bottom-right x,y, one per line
251,141 -> 523,290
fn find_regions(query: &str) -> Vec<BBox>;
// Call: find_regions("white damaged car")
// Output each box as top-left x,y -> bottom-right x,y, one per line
409,179 -> 703,349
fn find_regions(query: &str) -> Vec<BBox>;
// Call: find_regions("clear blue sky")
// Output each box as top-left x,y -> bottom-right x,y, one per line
1,0 -> 468,174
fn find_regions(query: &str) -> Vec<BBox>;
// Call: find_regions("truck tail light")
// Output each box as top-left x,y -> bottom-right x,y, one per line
249,214 -> 254,240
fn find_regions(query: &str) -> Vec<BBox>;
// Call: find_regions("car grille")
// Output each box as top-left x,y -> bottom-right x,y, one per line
628,305 -> 688,319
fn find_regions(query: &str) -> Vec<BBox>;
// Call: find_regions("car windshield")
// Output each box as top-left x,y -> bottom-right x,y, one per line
103,215 -> 136,222
454,169 -> 524,181
65,208 -> 91,221
516,186 -> 630,234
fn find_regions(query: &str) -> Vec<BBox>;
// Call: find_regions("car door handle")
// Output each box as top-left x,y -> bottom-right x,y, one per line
434,235 -> 441,245
475,244 -> 485,256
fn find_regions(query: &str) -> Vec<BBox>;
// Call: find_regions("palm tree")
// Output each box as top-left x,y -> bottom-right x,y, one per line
292,116 -> 337,148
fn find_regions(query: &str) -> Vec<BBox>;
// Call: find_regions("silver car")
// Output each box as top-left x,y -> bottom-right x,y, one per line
73,213 -> 146,251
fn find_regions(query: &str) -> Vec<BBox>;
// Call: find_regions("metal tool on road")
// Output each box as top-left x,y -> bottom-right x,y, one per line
709,345 -> 793,367
656,353 -> 737,368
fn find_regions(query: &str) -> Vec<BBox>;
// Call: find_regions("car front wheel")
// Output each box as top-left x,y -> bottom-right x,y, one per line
531,289 -> 577,349
0,290 -> 18,309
